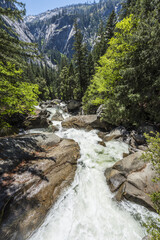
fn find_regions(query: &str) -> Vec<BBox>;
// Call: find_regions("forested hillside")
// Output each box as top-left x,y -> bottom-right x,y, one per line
1,0 -> 159,129
0,0 -> 122,116
24,0 -> 122,59
0,0 -> 40,131
83,0 -> 160,127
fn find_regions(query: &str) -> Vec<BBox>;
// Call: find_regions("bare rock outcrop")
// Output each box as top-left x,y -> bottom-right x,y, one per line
0,133 -> 80,240
105,152 -> 160,211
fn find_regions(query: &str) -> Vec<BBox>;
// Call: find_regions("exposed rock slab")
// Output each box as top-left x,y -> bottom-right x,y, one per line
62,115 -> 106,130
0,134 -> 80,240
105,152 -> 160,211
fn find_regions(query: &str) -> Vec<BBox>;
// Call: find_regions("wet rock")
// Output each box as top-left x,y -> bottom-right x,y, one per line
130,135 -> 138,149
98,141 -> 106,147
103,126 -> 128,142
51,111 -> 64,121
31,132 -> 61,147
50,125 -> 59,133
62,115 -> 107,130
97,131 -> 107,141
0,135 -> 80,240
105,169 -> 126,192
105,151 -> 160,211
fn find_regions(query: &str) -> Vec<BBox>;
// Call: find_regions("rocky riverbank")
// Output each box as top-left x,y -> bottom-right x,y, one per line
0,133 -> 80,240
60,112 -> 160,212
0,99 -> 159,240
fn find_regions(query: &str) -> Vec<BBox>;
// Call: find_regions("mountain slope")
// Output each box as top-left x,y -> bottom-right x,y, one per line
24,0 -> 123,59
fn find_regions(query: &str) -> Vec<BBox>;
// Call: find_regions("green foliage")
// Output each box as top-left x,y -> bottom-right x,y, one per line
34,77 -> 49,100
92,10 -> 117,63
0,1 -> 40,130
0,61 -> 39,128
83,15 -> 137,121
141,132 -> 160,239
142,132 -> 160,185
83,0 -> 160,126
73,21 -> 90,99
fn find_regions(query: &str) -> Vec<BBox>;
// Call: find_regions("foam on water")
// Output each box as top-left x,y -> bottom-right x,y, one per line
28,122 -> 157,240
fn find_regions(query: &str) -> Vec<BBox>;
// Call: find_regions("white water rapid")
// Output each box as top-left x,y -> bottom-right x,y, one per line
28,107 -> 157,240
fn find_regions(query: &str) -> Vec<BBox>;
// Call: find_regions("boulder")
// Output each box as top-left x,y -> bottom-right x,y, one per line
129,124 -> 159,147
113,151 -> 144,174
131,130 -> 146,145
67,100 -> 81,112
51,111 -> 64,121
24,109 -> 51,129
103,126 -> 128,142
105,151 -> 160,211
105,168 -> 126,192
62,115 -> 107,130
98,141 -> 106,147
97,131 -> 108,141
0,134 -> 80,240
48,125 -> 59,133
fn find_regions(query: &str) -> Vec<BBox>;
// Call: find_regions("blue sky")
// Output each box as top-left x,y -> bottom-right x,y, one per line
22,0 -> 98,16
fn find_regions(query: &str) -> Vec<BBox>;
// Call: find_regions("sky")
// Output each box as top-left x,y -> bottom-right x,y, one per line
21,0 -> 98,16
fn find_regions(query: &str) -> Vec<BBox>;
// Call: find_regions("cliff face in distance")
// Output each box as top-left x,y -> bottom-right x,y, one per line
0,0 -> 123,65
24,0 -> 123,59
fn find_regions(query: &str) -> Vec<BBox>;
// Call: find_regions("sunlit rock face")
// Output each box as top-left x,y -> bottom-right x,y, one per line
24,1 -> 123,58
105,151 -> 160,212
0,134 -> 80,240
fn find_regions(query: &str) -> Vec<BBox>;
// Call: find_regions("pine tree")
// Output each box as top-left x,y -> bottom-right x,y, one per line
104,10 -> 117,45
92,21 -> 106,63
73,20 -> 88,99
0,0 -> 39,129
86,53 -> 95,84
93,11 -> 117,63
0,0 -> 38,71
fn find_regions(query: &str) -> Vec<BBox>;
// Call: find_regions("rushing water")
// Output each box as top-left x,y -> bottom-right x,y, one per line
28,107 -> 157,240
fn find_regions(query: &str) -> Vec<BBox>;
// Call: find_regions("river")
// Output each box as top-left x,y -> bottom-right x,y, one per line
27,106 -> 157,240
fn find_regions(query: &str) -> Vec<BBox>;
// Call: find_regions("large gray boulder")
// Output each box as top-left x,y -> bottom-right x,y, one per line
0,134 -> 80,240
105,151 -> 160,211
62,115 -> 107,130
